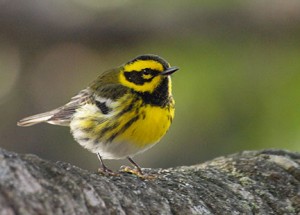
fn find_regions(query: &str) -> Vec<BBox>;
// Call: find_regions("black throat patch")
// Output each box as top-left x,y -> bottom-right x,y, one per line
136,77 -> 170,107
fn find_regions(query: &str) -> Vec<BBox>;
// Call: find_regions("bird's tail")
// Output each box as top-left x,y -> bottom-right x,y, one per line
17,110 -> 58,127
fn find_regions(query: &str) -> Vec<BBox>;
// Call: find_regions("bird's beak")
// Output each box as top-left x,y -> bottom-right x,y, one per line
161,67 -> 179,76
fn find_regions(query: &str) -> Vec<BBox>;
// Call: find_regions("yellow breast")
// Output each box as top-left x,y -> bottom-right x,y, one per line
70,95 -> 174,159
115,103 -> 174,147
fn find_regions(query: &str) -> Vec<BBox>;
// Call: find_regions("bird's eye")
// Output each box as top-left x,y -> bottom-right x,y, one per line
142,69 -> 150,75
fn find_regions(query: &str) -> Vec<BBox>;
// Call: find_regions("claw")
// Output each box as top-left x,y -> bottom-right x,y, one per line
98,167 -> 119,176
119,166 -> 157,180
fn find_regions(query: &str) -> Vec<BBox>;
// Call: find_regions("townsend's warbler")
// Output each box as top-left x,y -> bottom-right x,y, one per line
18,54 -> 178,176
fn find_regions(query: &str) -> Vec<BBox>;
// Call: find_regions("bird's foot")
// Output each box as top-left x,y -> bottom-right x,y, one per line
98,167 -> 119,176
119,166 -> 157,180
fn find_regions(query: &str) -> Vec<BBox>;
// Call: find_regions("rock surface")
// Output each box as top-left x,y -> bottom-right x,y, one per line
0,148 -> 299,214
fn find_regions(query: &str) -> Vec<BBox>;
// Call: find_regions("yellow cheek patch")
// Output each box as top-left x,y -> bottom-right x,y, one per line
124,60 -> 164,72
142,74 -> 152,80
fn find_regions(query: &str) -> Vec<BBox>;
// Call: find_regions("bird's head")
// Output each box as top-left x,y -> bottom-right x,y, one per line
119,54 -> 178,93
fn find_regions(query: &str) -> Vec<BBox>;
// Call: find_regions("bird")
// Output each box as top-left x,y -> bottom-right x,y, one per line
18,54 -> 178,176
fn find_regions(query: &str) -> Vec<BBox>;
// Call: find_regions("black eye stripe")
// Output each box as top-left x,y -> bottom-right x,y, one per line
124,70 -> 157,85
142,69 -> 159,76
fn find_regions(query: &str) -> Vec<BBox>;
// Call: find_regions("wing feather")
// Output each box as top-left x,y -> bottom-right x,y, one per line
17,89 -> 91,127
18,75 -> 129,127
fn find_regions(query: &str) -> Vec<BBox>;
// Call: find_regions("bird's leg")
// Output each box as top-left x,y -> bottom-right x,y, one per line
127,156 -> 143,175
97,153 -> 118,176
119,157 -> 157,179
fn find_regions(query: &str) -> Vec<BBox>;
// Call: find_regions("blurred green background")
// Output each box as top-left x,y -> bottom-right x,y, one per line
1,0 -> 300,171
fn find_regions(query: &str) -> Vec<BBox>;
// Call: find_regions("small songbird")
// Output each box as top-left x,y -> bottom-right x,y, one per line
18,54 -> 178,176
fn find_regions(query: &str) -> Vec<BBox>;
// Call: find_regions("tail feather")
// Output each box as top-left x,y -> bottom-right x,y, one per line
17,110 -> 57,127
17,89 -> 91,127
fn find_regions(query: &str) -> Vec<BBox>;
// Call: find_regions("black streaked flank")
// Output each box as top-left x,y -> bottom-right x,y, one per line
82,126 -> 94,133
98,122 -> 120,138
115,97 -> 137,118
141,110 -> 146,119
107,115 -> 140,142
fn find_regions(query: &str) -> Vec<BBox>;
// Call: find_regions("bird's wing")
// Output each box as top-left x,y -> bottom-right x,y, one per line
18,75 -> 128,127
49,83 -> 128,125
47,89 -> 92,126
17,89 -> 92,127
